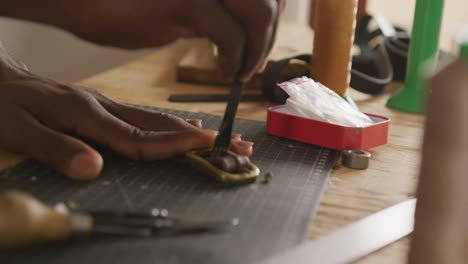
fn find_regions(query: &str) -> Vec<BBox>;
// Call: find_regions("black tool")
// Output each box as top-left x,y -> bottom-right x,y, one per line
212,81 -> 244,154
168,93 -> 263,103
74,207 -> 229,237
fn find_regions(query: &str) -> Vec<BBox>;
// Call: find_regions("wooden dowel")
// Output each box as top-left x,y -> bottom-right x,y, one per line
311,0 -> 358,96
0,191 -> 72,248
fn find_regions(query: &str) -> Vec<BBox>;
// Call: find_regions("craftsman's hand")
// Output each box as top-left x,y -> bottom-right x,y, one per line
0,48 -> 253,180
222,0 -> 285,79
1,0 -> 284,82
67,0 -> 285,81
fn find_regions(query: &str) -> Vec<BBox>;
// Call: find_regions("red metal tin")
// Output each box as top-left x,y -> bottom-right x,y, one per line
266,105 -> 390,150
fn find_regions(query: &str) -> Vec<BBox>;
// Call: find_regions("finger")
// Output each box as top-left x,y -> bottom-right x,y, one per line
189,0 -> 246,81
0,107 -> 103,180
186,119 -> 203,128
230,139 -> 254,156
74,97 -> 245,158
96,93 -> 250,156
258,60 -> 269,73
231,133 -> 242,141
88,90 -> 197,131
265,0 -> 284,59
133,130 -> 217,160
96,98 -> 198,132
66,102 -> 216,160
226,0 -> 278,81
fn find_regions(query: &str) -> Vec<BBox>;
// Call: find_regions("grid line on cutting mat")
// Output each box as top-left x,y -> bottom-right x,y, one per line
0,107 -> 336,264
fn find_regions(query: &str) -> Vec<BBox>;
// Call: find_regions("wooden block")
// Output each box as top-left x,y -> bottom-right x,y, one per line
176,39 -> 227,85
176,38 -> 311,91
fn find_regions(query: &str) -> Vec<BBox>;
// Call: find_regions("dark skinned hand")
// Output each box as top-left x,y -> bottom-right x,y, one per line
2,0 -> 285,82
0,0 -> 287,179
0,45 -> 253,180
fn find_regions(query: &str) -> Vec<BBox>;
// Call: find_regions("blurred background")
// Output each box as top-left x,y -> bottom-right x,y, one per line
0,0 -> 466,83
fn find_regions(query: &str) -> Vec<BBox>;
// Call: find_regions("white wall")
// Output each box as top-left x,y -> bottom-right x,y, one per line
282,0 -> 311,25
0,18 -> 150,82
368,0 -> 468,52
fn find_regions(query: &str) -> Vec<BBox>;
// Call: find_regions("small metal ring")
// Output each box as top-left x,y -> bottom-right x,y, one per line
342,150 -> 371,169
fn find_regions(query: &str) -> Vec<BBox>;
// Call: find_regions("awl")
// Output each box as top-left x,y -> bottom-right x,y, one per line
0,191 -> 229,248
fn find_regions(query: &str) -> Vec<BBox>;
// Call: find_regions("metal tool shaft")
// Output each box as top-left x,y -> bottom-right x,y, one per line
0,191 -> 229,248
213,81 -> 244,153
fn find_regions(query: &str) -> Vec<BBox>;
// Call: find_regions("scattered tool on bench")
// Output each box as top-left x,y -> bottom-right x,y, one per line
0,191 -> 231,248
342,150 -> 372,170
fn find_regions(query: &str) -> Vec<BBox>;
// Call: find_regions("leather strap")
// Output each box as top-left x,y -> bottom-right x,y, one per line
260,37 -> 398,100
349,41 -> 394,95
260,14 -> 409,99
350,14 -> 409,93
384,32 -> 410,82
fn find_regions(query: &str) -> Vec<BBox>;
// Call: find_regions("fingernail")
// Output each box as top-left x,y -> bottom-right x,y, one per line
232,140 -> 254,149
232,133 -> 242,141
69,152 -> 103,180
187,119 -> 202,128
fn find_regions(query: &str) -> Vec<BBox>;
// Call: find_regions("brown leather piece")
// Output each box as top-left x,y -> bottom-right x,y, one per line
205,154 -> 251,173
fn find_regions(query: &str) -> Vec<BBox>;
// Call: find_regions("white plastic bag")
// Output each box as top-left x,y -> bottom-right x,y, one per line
277,77 -> 374,127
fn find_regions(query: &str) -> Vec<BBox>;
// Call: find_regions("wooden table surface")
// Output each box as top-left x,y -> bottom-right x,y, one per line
0,22 -> 424,263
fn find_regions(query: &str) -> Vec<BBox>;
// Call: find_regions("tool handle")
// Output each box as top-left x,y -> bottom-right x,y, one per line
0,191 -> 73,248
409,59 -> 468,264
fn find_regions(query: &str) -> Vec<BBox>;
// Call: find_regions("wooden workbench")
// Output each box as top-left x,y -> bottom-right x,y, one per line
0,22 -> 423,263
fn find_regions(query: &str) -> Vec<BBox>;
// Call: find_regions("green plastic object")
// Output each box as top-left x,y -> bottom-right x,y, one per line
462,43 -> 468,59
387,0 -> 445,113
456,24 -> 468,59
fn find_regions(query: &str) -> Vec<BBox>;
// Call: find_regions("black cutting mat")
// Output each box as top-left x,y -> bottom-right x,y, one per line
0,108 -> 335,264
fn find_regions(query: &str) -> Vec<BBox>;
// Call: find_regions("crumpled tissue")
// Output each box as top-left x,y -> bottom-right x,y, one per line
278,77 -> 374,127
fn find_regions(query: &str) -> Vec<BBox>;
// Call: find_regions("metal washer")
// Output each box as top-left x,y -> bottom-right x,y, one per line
342,150 -> 371,169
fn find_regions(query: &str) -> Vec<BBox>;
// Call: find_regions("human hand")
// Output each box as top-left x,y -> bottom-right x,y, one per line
0,48 -> 253,180
44,0 -> 284,82
222,0 -> 286,79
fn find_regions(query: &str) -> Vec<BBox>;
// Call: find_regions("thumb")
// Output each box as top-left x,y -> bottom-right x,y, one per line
0,109 -> 103,180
